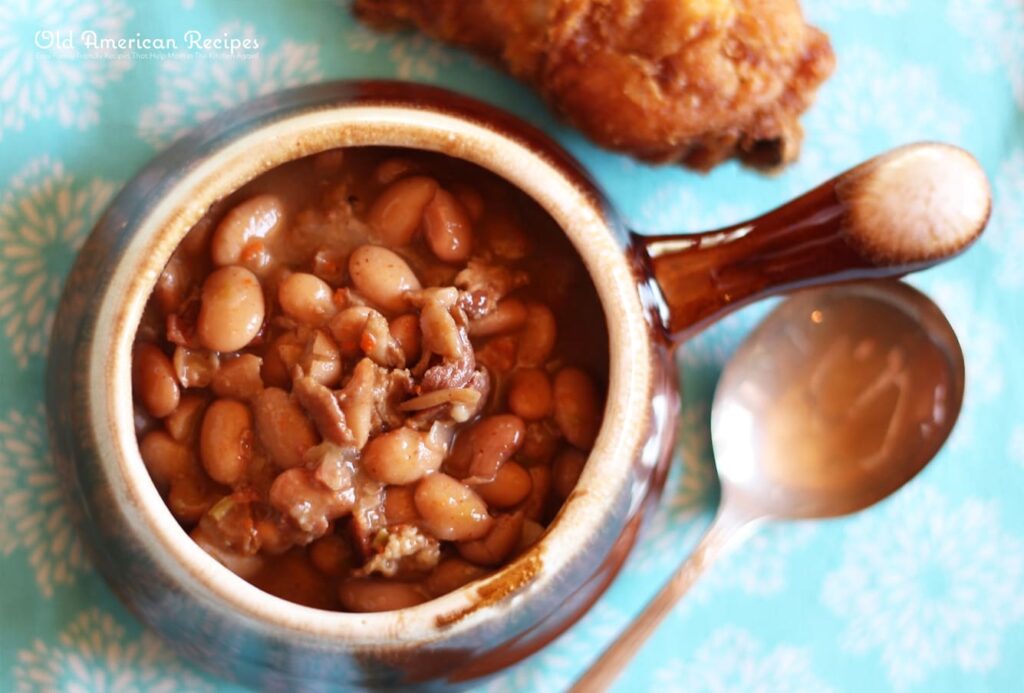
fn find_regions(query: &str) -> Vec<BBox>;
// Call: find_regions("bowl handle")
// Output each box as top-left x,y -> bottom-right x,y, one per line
634,142 -> 991,342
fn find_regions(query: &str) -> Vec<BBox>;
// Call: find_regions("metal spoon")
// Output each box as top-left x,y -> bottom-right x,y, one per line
572,280 -> 965,691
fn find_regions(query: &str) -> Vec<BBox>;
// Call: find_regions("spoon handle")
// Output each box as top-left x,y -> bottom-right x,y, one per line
634,143 -> 990,342
569,504 -> 761,693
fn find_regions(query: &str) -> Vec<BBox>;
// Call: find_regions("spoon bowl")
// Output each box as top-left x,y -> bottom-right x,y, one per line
573,280 -> 965,691
712,281 -> 965,520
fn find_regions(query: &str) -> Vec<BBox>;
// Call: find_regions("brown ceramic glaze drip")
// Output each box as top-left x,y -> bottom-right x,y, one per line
637,143 -> 991,342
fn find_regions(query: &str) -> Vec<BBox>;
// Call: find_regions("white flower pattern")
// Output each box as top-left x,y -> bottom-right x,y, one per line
822,484 -> 1024,688
652,626 -> 836,693
783,45 -> 969,194
0,156 -> 116,367
137,22 -> 321,147
0,0 -> 132,140
982,148 -> 1024,289
0,405 -> 86,597
948,0 -> 1024,109
13,608 -> 211,692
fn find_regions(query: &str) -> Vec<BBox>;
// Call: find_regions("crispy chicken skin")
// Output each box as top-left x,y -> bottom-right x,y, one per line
354,0 -> 834,170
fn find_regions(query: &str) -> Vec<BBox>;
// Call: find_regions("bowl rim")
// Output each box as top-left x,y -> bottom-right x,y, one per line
85,83 -> 657,645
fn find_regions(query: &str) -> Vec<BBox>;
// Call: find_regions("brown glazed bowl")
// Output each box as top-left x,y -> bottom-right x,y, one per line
46,81 -> 989,690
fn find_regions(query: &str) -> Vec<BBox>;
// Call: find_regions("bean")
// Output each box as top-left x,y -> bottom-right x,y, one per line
338,578 -> 427,612
473,461 -> 532,509
133,343 -> 180,418
172,346 -> 220,389
197,266 -> 265,352
253,388 -> 318,469
552,368 -> 601,450
384,485 -> 420,526
278,272 -> 336,326
517,519 -> 545,553
507,368 -> 553,421
457,512 -> 524,567
167,474 -> 217,523
389,313 -> 421,366
368,176 -> 438,247
373,157 -> 415,185
424,557 -> 487,597
415,473 -> 493,541
154,252 -> 193,316
328,306 -> 374,358
517,303 -> 557,366
553,447 -> 587,499
210,194 -> 284,266
254,516 -> 294,555
522,465 -> 551,522
309,534 -> 353,577
362,427 -> 444,485
468,298 -> 528,338
518,420 -> 561,465
450,184 -> 484,222
483,217 -> 531,261
211,354 -> 264,400
446,414 -> 526,481
199,399 -> 253,485
164,394 -> 207,443
250,552 -> 341,610
423,189 -> 473,263
348,245 -> 421,313
139,429 -> 193,488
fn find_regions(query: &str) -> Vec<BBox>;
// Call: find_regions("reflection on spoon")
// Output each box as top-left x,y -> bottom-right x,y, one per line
571,280 -> 965,691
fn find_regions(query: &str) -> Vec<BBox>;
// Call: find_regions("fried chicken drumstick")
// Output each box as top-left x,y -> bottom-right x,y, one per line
354,0 -> 834,170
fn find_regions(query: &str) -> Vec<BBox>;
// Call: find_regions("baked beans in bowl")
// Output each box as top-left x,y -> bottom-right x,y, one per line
133,147 -> 609,612
47,82 -> 981,688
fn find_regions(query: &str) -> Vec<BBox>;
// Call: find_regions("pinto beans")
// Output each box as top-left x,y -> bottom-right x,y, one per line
457,512 -> 524,566
135,148 -> 611,611
414,473 -> 493,542
309,534 -> 353,577
362,426 -> 445,485
474,460 -> 533,508
517,303 -> 557,366
507,368 -> 553,421
369,176 -> 438,247
552,368 -> 601,450
423,189 -> 473,263
197,266 -> 264,352
210,194 -> 284,266
446,414 -> 525,482
133,343 -> 180,418
338,578 -> 428,612
552,447 -> 587,499
348,245 -> 421,313
253,388 -> 318,469
389,313 -> 421,365
279,272 -> 336,326
139,429 -> 193,488
199,399 -> 253,485
423,557 -> 487,597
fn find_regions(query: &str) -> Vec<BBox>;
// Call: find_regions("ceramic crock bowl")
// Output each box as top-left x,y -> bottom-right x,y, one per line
46,81 -> 989,690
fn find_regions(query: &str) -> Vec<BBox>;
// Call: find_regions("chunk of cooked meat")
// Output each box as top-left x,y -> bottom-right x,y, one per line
354,0 -> 834,170
455,261 -> 528,317
336,358 -> 413,448
357,524 -> 442,577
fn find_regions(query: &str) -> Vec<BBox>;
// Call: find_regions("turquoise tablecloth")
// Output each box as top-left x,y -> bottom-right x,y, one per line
1,1 -> 1022,690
